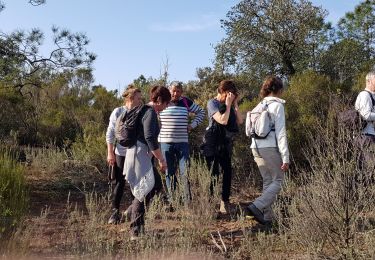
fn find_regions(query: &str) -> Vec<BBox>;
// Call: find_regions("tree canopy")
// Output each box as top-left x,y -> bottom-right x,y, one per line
216,0 -> 327,79
337,0 -> 375,59
0,1 -> 96,93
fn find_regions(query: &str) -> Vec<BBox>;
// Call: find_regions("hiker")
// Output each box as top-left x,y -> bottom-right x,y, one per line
158,81 -> 205,204
105,85 -> 142,224
354,70 -> 375,165
124,85 -> 170,240
245,76 -> 289,226
202,80 -> 243,214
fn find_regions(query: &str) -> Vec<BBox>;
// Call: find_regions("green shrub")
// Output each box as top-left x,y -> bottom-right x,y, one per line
284,70 -> 333,166
0,149 -> 28,236
71,123 -> 107,173
26,146 -> 68,174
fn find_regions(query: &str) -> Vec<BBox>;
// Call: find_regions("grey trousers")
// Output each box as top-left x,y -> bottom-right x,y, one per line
252,148 -> 284,221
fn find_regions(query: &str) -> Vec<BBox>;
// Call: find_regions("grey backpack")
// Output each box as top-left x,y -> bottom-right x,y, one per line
246,101 -> 275,139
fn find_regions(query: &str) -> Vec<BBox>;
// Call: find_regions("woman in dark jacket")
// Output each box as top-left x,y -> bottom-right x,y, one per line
123,85 -> 171,240
203,80 -> 243,214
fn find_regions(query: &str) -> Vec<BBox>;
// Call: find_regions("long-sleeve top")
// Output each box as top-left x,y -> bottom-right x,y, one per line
124,106 -> 160,201
158,97 -> 205,143
138,106 -> 160,151
355,89 -> 375,136
105,106 -> 127,156
248,96 -> 290,164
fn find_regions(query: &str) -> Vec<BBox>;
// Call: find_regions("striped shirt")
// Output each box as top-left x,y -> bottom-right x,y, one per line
158,97 -> 205,143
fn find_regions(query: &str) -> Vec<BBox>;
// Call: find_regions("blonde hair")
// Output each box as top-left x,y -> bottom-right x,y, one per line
122,84 -> 141,103
366,70 -> 375,82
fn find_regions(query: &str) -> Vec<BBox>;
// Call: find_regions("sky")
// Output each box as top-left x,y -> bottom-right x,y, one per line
0,0 -> 363,91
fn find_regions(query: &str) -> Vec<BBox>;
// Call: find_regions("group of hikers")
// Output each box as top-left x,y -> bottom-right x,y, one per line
105,70 -> 375,240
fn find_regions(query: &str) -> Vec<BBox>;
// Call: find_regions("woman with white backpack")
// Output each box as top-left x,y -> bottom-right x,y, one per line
245,76 -> 289,226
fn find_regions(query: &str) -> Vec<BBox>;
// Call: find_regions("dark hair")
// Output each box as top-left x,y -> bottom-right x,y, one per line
218,80 -> 238,96
150,85 -> 171,104
260,76 -> 283,98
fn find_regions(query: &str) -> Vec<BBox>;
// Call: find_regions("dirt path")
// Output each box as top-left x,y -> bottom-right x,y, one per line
18,165 -> 262,258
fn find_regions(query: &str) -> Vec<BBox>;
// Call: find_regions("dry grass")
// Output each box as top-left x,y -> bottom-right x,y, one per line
2,116 -> 375,259
0,148 -> 28,241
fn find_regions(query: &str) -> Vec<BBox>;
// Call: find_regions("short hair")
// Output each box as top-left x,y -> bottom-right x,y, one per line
169,81 -> 183,90
217,80 -> 238,96
365,70 -> 375,82
259,76 -> 283,98
150,85 -> 171,104
122,84 -> 141,100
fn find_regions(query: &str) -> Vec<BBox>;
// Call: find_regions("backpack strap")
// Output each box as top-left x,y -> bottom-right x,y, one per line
181,97 -> 190,112
262,99 -> 276,131
252,99 -> 281,157
364,90 -> 375,107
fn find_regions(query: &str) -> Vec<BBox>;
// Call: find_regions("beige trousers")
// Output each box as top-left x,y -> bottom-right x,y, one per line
252,147 -> 284,221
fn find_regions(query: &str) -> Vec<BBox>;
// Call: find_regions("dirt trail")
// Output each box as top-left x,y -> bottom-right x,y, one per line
20,166 -> 262,257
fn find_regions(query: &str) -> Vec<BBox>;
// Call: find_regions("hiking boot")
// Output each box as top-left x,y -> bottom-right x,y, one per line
219,200 -> 230,214
264,220 -> 273,231
246,203 -> 266,225
108,208 -> 121,225
243,206 -> 253,220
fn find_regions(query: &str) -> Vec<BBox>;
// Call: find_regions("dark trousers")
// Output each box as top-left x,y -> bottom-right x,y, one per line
356,134 -> 375,170
129,165 -> 163,235
205,149 -> 232,202
111,154 -> 125,210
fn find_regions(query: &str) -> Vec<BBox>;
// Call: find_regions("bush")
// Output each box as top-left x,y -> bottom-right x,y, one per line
71,123 -> 107,173
26,145 -> 68,174
281,105 -> 375,259
0,149 -> 28,236
284,70 -> 334,167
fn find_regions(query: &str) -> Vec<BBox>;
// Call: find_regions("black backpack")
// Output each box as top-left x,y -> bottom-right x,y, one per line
115,105 -> 147,148
338,91 -> 375,130
200,120 -> 226,157
200,103 -> 238,157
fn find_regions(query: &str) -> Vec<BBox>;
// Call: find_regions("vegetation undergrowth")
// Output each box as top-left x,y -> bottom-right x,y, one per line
0,148 -> 28,240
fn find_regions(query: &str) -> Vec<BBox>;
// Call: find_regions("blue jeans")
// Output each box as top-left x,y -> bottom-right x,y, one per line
160,142 -> 191,203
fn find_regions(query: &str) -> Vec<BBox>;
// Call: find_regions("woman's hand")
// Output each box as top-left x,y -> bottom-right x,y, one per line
158,158 -> 167,172
107,151 -> 116,166
281,163 -> 289,172
225,92 -> 236,107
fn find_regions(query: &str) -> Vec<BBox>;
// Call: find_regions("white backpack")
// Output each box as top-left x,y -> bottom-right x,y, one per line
246,100 -> 275,139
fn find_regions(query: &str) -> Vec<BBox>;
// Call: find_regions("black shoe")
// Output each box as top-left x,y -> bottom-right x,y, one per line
108,208 -> 121,224
246,203 -> 267,225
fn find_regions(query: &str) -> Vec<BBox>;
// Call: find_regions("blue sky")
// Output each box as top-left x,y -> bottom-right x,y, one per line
0,0 -> 363,91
